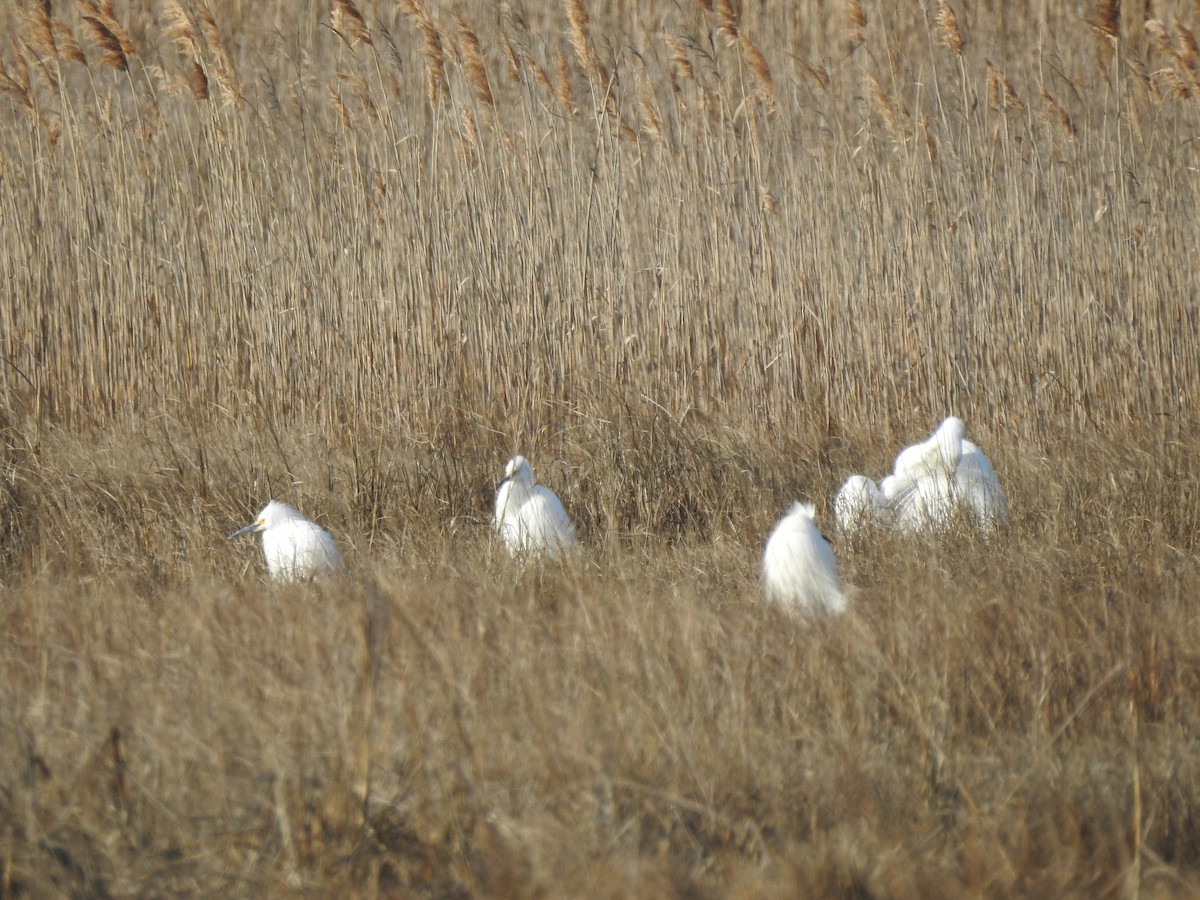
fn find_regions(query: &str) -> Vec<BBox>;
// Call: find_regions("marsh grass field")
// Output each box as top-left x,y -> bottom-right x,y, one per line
2,0 -> 1200,895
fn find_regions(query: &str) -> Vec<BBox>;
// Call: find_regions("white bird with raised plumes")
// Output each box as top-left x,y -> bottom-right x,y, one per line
834,474 -> 891,534
956,439 -> 1008,533
887,415 -> 967,532
494,455 -> 576,559
762,502 -> 846,616
229,500 -> 343,582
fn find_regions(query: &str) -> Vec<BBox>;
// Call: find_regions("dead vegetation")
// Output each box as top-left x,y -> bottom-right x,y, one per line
1,0 -> 1199,895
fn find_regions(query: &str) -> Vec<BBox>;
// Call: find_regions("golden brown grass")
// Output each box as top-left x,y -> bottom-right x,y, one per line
1,0 -> 1200,895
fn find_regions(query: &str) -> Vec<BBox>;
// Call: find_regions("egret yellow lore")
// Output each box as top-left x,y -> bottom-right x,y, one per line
494,455 -> 576,559
229,500 -> 343,582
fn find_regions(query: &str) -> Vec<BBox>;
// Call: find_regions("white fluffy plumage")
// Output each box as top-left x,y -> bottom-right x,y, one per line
762,502 -> 846,616
229,500 -> 343,582
839,417 -> 1007,536
494,455 -> 577,559
834,474 -> 891,534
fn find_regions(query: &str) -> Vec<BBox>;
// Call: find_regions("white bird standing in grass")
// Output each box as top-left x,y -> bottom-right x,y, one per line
229,500 -> 343,582
956,439 -> 1008,533
834,474 -> 890,534
494,455 -> 576,559
881,416 -> 1008,534
762,502 -> 846,616
888,415 -> 967,532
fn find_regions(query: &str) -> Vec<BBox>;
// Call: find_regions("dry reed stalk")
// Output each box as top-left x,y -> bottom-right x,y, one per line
526,55 -> 553,97
456,18 -> 494,108
498,30 -> 521,83
1152,67 -> 1191,99
19,34 -> 61,94
0,55 -> 34,110
81,16 -> 128,71
1177,24 -> 1199,70
846,0 -> 867,50
461,105 -> 479,149
22,3 -> 57,62
662,34 -> 694,92
161,0 -> 200,56
799,59 -> 829,91
639,87 -> 664,144
332,0 -> 372,47
714,0 -> 738,41
936,0 -> 964,56
160,0 -> 209,99
867,73 -> 902,141
739,33 -> 773,104
986,64 -> 1024,113
405,6 -> 447,109
1144,20 -> 1172,60
554,49 -> 574,114
566,0 -> 609,91
328,85 -> 354,127
1091,0 -> 1119,69
188,59 -> 209,100
53,18 -> 87,66
921,115 -> 938,162
196,2 -> 243,106
1040,89 -> 1076,136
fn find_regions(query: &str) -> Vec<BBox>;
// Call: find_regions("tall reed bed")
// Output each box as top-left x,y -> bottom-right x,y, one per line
0,0 -> 1196,450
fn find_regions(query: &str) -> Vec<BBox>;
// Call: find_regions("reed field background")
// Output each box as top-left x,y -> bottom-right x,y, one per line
1,0 -> 1200,895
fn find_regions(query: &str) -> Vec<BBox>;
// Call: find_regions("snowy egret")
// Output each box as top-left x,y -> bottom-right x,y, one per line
834,474 -> 890,533
228,500 -> 344,582
762,502 -> 846,616
883,416 -> 1007,534
494,455 -> 577,559
888,416 -> 966,531
957,439 -> 1008,533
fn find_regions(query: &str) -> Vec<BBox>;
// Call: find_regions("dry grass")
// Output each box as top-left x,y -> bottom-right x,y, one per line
1,0 -> 1200,895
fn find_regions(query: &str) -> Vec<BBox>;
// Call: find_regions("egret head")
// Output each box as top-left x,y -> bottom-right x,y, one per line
788,501 -> 817,522
228,500 -> 302,539
841,476 -> 881,502
932,416 -> 966,473
501,455 -> 535,488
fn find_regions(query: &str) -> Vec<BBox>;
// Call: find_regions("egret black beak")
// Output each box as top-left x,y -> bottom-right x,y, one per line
228,521 -> 261,540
